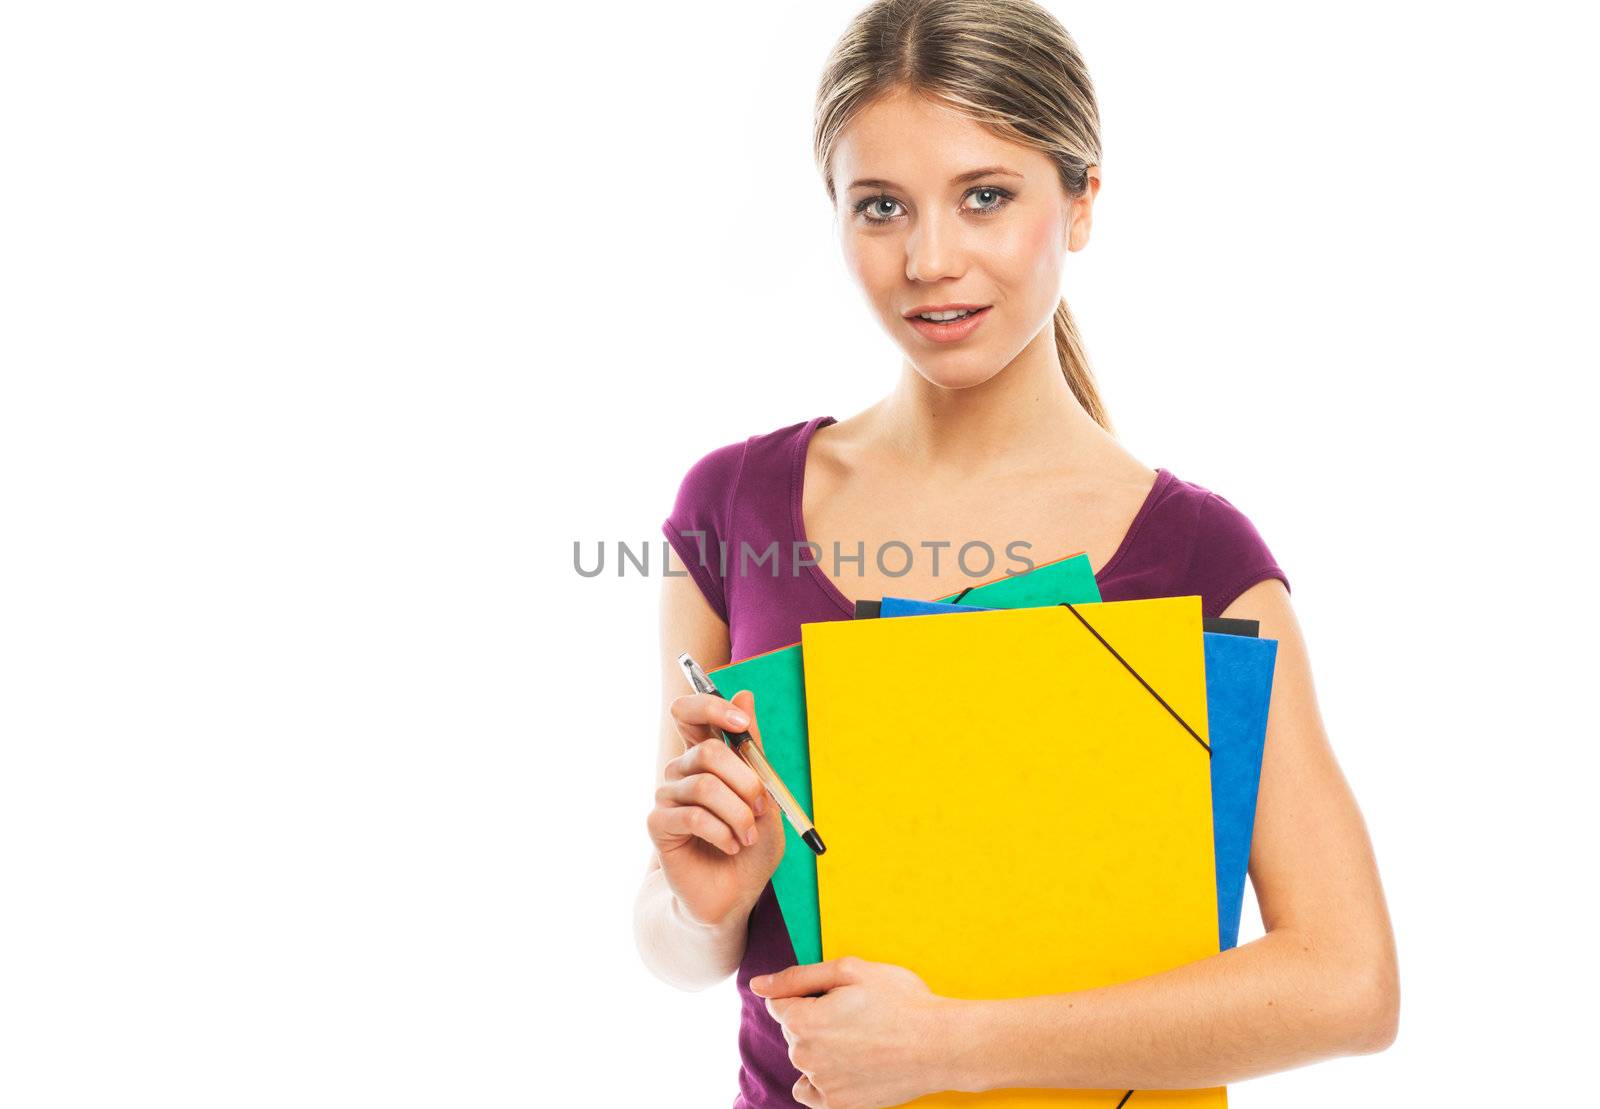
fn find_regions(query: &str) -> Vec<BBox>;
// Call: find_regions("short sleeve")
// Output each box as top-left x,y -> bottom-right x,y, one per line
1189,491 -> 1291,619
661,438 -> 748,624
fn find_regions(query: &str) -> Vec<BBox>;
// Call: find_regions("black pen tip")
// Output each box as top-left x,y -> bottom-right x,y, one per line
803,829 -> 826,855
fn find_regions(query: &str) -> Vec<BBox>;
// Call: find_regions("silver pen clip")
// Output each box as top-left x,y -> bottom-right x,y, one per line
676,652 -> 715,698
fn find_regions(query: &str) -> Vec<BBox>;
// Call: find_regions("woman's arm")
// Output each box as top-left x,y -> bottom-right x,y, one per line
635,547 -> 785,991
632,553 -> 749,991
934,579 -> 1399,1092
633,859 -> 747,992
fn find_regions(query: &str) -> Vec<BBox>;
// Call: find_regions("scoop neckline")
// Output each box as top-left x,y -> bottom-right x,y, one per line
790,413 -> 1171,617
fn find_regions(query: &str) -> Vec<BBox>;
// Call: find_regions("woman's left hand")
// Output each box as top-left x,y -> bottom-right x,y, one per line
750,955 -> 957,1109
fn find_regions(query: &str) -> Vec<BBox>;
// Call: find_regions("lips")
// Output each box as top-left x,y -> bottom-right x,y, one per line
903,303 -> 991,320
904,304 -> 994,343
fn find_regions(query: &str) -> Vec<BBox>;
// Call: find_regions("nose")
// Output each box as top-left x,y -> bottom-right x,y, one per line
904,209 -> 965,284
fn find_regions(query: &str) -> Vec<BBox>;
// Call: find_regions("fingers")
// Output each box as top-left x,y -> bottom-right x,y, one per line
665,720 -> 768,818
765,995 -> 801,1026
656,689 -> 773,858
646,801 -> 743,856
792,1075 -> 823,1108
729,689 -> 763,752
751,956 -> 860,998
670,690 -> 753,749
655,769 -> 762,852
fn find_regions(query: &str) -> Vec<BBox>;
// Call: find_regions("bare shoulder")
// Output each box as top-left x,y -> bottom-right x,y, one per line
810,405 -> 896,470
1218,579 -> 1319,722
1064,427 -> 1155,493
1220,576 -> 1297,635
1075,440 -> 1160,524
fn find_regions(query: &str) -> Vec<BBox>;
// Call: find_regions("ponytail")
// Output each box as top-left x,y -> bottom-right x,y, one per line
1053,298 -> 1113,434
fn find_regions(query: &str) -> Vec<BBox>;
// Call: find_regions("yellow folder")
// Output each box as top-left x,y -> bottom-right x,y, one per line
801,597 -> 1224,1107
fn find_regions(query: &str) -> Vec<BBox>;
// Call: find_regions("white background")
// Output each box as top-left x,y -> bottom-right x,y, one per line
2,1 -> 1595,1105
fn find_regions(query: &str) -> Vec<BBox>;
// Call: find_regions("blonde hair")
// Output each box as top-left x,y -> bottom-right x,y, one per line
813,0 -> 1112,432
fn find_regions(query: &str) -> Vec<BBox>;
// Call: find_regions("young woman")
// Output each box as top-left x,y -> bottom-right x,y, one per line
635,2 -> 1398,1106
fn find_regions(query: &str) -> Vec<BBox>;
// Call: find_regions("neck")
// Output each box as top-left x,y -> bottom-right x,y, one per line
871,322 -> 1109,479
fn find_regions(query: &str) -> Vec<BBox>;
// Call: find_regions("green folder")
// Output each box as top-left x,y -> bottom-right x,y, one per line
709,552 -> 1102,966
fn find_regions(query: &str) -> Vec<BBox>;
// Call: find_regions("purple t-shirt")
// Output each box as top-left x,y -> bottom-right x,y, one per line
661,414 -> 1289,1108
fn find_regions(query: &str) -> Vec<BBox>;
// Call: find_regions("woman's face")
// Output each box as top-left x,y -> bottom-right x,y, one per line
831,86 -> 1097,389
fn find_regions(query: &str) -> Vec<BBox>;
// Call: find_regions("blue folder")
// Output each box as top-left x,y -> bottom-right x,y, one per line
878,595 -> 1277,950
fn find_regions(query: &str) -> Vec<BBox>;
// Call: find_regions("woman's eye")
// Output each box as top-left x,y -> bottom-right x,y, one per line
856,196 -> 904,223
964,186 -> 1012,213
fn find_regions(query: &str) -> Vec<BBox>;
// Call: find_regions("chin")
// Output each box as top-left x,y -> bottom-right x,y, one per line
905,353 -> 1003,390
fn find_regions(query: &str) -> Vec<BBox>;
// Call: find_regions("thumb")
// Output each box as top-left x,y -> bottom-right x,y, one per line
728,690 -> 779,829
750,957 -> 857,999
729,689 -> 763,754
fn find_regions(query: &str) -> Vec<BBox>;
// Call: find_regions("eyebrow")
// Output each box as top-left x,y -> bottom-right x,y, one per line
846,165 -> 1024,191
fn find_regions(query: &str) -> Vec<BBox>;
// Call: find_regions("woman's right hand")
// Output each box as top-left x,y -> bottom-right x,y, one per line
647,688 -> 785,929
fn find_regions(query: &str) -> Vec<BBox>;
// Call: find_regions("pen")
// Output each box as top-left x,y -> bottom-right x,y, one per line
676,652 -> 826,856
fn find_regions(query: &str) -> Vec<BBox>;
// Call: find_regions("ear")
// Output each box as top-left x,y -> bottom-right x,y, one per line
1067,165 -> 1100,253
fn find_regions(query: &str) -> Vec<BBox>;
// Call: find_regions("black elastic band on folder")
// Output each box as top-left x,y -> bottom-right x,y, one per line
950,586 -> 975,604
1115,1091 -> 1134,1107
1057,602 -> 1211,756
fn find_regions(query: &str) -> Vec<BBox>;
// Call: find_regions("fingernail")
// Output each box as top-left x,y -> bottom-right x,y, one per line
753,795 -> 766,817
743,826 -> 757,846
728,710 -> 749,729
751,975 -> 769,991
